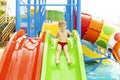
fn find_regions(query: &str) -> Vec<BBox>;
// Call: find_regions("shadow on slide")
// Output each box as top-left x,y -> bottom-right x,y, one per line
41,30 -> 86,80
0,30 -> 46,80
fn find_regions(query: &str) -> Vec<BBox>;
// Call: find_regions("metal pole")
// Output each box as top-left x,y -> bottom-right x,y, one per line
27,0 -> 31,37
45,0 -> 46,21
19,4 -> 76,6
65,0 -> 71,31
38,0 -> 41,12
77,0 -> 81,36
71,0 -> 74,31
34,0 -> 37,36
16,0 -> 20,31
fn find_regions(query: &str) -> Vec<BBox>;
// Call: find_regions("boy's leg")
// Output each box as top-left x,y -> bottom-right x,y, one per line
63,45 -> 71,64
56,44 -> 62,64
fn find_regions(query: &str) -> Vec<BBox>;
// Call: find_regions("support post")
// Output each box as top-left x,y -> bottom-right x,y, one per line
34,0 -> 37,36
77,0 -> 81,36
16,0 -> 20,31
27,0 -> 31,37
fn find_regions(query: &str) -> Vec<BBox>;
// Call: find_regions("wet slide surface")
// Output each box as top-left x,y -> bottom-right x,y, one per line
41,31 -> 86,80
0,30 -> 44,80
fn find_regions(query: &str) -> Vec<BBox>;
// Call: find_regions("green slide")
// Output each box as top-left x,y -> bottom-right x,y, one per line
41,30 -> 86,80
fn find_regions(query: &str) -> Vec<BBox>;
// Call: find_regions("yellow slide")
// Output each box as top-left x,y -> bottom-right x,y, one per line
42,23 -> 59,36
82,44 -> 111,64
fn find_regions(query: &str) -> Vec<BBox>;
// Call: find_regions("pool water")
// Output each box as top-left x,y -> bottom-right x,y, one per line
85,61 -> 120,80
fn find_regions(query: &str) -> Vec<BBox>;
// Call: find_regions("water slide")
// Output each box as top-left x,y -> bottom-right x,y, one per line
82,44 -> 111,64
0,30 -> 45,80
112,40 -> 120,64
41,30 -> 86,80
42,23 -> 60,37
81,13 -> 120,63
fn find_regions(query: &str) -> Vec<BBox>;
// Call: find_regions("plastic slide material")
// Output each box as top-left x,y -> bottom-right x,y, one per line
81,13 -> 92,38
41,30 -> 86,80
112,40 -> 120,64
42,23 -> 59,37
95,24 -> 115,49
0,54 -> 2,60
83,16 -> 103,43
82,44 -> 111,64
0,30 -> 45,80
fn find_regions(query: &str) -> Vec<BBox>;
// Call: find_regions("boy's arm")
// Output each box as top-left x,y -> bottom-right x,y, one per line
67,30 -> 74,37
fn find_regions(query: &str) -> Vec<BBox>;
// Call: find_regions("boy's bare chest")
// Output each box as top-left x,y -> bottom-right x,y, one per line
59,31 -> 67,37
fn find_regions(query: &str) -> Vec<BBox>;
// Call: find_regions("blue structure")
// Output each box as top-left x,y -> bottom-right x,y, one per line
16,0 -> 81,37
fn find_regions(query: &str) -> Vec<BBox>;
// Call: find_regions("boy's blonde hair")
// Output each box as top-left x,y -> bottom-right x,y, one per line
58,20 -> 66,26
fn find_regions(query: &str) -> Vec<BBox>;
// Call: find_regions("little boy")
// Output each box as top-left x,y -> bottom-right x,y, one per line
55,20 -> 74,64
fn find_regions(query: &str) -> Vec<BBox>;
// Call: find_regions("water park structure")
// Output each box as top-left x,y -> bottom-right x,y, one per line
0,0 -> 120,80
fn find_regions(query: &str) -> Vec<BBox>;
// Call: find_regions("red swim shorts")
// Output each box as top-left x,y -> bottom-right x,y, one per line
58,41 -> 68,49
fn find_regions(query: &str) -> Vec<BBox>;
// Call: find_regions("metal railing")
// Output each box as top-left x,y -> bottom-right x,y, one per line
0,12 -> 11,25
2,17 -> 15,42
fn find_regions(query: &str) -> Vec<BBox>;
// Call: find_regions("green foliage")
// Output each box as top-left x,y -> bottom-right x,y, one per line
0,9 -> 5,16
0,0 -> 6,6
47,10 -> 64,21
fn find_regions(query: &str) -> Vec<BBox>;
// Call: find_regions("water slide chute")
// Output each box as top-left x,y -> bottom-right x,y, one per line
0,30 -> 46,79
81,13 -> 120,63
41,30 -> 86,80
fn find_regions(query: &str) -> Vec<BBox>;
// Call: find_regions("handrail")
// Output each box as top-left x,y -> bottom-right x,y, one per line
0,13 -> 6,25
2,17 -> 15,34
0,15 -> 5,21
0,13 -> 6,19
2,24 -> 15,42
0,12 -> 12,25
0,19 -> 5,25
2,17 -> 15,42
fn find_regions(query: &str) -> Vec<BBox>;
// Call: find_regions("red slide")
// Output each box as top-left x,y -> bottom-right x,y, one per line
0,30 -> 46,80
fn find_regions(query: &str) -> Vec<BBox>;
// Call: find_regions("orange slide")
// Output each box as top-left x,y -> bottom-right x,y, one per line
0,30 -> 45,80
112,40 -> 120,64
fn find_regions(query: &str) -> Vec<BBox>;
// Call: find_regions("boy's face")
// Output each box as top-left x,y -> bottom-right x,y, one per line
59,24 -> 66,29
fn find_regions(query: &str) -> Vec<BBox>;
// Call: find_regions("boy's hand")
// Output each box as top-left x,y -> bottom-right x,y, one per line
50,34 -> 56,38
72,33 -> 77,37
50,34 -> 53,37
